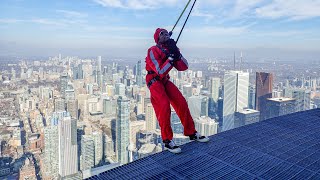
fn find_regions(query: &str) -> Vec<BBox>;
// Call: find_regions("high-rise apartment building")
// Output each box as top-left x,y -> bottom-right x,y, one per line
145,103 -> 156,131
81,135 -> 95,170
54,98 -> 65,112
58,116 -> 78,177
67,99 -> 78,120
44,125 -> 59,179
60,74 -> 68,99
115,83 -> 126,96
116,96 -> 130,164
92,131 -> 103,166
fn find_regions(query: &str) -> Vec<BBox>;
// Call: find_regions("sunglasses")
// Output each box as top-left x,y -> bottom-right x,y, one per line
159,31 -> 169,36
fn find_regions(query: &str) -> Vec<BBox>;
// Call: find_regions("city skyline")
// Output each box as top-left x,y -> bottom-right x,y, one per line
1,0 -> 320,59
0,54 -> 319,179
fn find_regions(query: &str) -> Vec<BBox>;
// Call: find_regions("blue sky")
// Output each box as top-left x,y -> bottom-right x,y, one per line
0,0 -> 320,60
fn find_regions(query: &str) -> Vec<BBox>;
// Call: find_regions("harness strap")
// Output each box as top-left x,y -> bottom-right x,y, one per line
147,76 -> 160,88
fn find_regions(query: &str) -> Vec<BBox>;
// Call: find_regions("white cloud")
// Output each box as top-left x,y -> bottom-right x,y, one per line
0,19 -> 22,23
0,18 -> 74,27
30,19 -> 65,26
93,0 -> 179,9
190,25 -> 249,35
233,0 -> 264,16
192,9 -> 214,21
256,0 -> 320,20
56,10 -> 88,18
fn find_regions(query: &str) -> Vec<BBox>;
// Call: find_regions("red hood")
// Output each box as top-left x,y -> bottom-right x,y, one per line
154,28 -> 166,44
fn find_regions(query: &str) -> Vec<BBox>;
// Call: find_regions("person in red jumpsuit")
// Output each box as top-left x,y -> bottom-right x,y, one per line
145,28 -> 209,153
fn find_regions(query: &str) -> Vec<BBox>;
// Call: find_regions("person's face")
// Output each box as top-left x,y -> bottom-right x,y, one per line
158,30 -> 170,44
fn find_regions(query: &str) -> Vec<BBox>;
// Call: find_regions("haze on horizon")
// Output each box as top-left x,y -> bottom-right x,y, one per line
0,0 -> 320,61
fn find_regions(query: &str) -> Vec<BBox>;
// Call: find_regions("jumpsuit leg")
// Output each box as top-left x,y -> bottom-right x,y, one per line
165,81 -> 196,136
149,81 -> 173,141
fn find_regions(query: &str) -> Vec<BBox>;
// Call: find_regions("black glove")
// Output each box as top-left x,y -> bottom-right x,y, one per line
166,39 -> 180,61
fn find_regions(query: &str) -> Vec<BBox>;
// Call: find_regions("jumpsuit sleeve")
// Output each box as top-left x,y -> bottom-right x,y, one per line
173,54 -> 189,71
146,48 -> 173,80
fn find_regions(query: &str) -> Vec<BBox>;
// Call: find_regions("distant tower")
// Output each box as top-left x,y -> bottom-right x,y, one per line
233,52 -> 236,70
240,51 -> 243,71
116,96 -> 130,164
54,98 -> 65,112
223,71 -> 249,131
115,83 -> 126,96
11,68 -> 16,80
97,56 -> 103,88
67,99 -> 78,120
135,60 -> 143,86
255,72 -> 273,121
60,74 -> 68,99
210,77 -> 220,105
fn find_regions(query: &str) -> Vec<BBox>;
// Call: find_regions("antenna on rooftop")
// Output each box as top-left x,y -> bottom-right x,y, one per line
240,51 -> 243,71
233,52 -> 236,70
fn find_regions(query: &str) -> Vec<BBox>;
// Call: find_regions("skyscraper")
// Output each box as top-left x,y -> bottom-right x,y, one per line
116,96 -> 130,164
223,71 -> 249,131
81,135 -> 95,171
255,72 -> 273,121
65,84 -> 75,102
188,95 -> 208,119
58,116 -> 78,178
115,83 -> 126,96
210,77 -> 220,104
92,131 -> 103,166
194,116 -> 218,136
265,98 -> 297,119
60,74 -> 68,99
67,99 -> 78,120
171,111 -> 183,134
284,88 -> 311,112
78,64 -> 83,79
145,103 -> 156,131
234,109 -> 260,128
97,56 -> 103,88
135,60 -> 143,86
44,125 -> 59,179
54,98 -> 65,112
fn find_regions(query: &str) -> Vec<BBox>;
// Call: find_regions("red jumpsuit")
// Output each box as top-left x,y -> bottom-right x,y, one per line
145,28 -> 196,141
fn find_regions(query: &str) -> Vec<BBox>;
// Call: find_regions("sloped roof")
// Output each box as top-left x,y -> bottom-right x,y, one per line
88,109 -> 320,179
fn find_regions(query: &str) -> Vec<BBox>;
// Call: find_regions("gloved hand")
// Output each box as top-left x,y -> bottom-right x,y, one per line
166,39 -> 178,53
166,39 -> 181,61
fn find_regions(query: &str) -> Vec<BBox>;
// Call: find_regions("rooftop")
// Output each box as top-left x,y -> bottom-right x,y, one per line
89,108 -> 320,180
267,97 -> 296,102
240,109 -> 260,114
